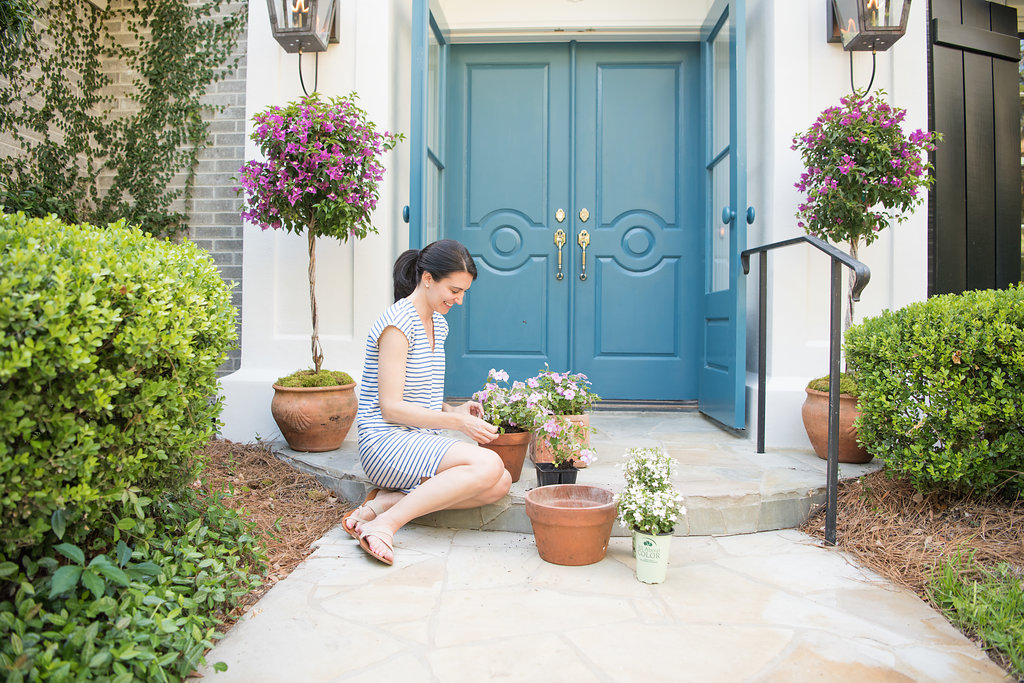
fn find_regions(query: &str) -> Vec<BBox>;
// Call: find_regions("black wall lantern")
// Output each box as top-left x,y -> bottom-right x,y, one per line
267,0 -> 337,54
827,0 -> 912,51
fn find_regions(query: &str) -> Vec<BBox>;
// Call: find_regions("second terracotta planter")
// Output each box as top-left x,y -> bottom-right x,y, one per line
531,413 -> 590,468
270,382 -> 357,452
524,484 -> 616,566
800,387 -> 872,464
483,430 -> 531,483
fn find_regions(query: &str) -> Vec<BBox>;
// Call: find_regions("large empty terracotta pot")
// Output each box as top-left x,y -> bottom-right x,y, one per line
525,484 -> 616,566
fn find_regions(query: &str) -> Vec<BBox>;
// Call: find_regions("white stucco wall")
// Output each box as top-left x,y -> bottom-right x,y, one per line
745,0 -> 930,448
220,0 -> 933,447
219,0 -> 411,442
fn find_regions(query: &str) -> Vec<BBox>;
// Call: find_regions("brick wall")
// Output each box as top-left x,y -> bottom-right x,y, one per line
187,17 -> 248,376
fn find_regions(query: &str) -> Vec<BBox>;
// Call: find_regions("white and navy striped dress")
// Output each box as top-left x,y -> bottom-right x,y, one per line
356,298 -> 459,492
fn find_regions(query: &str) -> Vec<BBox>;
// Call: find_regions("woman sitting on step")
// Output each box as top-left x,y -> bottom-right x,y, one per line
344,239 -> 511,565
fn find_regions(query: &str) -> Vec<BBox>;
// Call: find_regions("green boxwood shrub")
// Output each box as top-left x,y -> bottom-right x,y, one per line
0,213 -> 237,552
846,285 -> 1024,496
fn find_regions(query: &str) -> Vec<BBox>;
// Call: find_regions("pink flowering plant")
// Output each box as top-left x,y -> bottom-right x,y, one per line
536,415 -> 597,468
526,367 -> 600,415
237,93 -> 401,374
473,368 -> 545,434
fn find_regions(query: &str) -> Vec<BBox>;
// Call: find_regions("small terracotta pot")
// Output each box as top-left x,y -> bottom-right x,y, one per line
271,382 -> 357,452
525,484 -> 616,566
483,430 -> 532,483
800,387 -> 872,464
531,413 -> 591,468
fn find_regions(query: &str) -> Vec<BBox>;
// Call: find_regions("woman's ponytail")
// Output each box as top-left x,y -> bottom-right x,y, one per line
392,239 -> 477,302
393,249 -> 421,301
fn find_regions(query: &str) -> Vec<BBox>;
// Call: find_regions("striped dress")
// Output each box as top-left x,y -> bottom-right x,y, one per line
356,298 -> 459,492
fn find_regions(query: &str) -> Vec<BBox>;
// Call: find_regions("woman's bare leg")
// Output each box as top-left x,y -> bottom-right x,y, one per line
356,442 -> 511,562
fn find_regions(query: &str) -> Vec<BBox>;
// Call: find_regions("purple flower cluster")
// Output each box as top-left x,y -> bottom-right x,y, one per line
237,93 -> 402,241
791,90 -> 940,247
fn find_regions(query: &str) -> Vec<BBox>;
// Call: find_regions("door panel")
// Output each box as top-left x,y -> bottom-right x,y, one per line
446,45 -> 570,391
699,0 -> 747,428
445,42 -> 700,400
573,44 -> 700,399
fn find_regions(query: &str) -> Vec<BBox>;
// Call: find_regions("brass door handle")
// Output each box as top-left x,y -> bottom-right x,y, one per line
554,229 -> 566,280
577,229 -> 590,281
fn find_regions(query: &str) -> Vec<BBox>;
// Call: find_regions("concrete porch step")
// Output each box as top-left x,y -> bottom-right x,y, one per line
274,411 -> 882,537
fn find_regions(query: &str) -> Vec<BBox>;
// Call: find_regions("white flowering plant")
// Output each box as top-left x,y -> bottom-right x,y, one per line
617,447 -> 685,534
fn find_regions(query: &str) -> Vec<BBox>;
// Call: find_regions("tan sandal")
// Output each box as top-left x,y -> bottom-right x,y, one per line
358,524 -> 395,566
342,489 -> 385,540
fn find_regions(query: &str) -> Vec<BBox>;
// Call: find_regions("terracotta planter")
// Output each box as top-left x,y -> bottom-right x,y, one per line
271,382 -> 357,452
531,413 -> 591,468
800,387 -> 872,464
483,430 -> 531,483
534,462 -> 579,486
524,484 -> 616,566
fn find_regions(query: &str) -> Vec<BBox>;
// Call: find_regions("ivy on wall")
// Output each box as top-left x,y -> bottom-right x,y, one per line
0,0 -> 247,236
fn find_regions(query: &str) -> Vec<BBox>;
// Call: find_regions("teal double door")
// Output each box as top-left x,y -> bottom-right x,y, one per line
444,42 -> 702,400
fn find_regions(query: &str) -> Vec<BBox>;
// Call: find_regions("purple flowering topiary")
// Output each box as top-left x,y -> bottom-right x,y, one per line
791,89 -> 939,249
237,93 -> 402,373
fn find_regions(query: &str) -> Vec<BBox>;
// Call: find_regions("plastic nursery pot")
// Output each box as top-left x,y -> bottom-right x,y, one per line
534,462 -> 579,486
483,430 -> 532,483
633,529 -> 673,584
524,484 -> 616,566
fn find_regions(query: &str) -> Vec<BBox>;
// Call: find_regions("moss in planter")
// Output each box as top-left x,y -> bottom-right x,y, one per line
276,369 -> 354,388
807,372 -> 859,397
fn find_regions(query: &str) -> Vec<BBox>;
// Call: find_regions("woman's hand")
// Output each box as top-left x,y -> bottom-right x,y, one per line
445,402 -> 497,443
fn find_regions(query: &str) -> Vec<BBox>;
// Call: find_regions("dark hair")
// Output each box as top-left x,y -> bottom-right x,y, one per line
393,239 -> 478,301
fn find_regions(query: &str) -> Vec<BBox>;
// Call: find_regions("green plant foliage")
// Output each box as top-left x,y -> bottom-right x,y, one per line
927,553 -> 1024,679
806,372 -> 859,397
0,213 -> 238,553
0,0 -> 35,59
846,285 -> 1024,496
0,487 -> 267,681
0,0 -> 246,236
275,369 -> 355,388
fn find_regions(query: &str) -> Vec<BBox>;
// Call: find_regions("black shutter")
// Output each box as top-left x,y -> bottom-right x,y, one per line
928,0 -> 1021,294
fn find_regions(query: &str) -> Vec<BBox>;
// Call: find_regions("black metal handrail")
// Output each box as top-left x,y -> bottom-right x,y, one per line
740,234 -> 870,545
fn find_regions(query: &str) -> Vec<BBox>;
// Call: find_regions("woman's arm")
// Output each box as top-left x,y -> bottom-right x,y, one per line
377,326 -> 497,443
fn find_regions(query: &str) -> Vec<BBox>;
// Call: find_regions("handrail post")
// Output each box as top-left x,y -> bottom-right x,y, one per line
756,251 -> 767,453
825,259 -> 842,546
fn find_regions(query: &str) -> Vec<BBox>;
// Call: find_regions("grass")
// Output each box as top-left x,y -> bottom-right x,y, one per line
928,556 -> 1024,678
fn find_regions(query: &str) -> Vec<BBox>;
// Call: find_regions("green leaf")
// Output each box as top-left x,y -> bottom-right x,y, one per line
81,569 -> 105,598
0,561 -> 19,579
158,618 -> 178,634
54,543 -> 84,566
90,560 -> 129,587
89,651 -> 112,668
117,517 -> 137,531
214,662 -> 228,672
51,508 -> 67,539
49,565 -> 82,598
116,540 -> 132,567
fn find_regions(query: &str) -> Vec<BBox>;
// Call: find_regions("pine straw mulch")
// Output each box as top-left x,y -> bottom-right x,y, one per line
800,468 -> 1024,676
198,438 -> 351,626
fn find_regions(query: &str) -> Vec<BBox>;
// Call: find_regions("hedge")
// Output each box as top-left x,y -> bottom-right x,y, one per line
0,213 -> 237,552
846,285 -> 1024,496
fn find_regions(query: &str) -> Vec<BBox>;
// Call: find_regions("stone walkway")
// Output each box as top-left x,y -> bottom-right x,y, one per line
194,527 -> 1006,681
193,411 -> 1008,681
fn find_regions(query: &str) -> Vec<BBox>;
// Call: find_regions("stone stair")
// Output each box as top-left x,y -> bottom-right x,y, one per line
274,411 -> 882,536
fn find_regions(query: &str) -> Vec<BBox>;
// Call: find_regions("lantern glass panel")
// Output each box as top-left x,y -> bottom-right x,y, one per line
274,0 -> 311,32
863,0 -> 907,28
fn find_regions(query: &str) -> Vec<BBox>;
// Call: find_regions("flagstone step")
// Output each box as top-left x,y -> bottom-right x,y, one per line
273,411 -> 882,537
